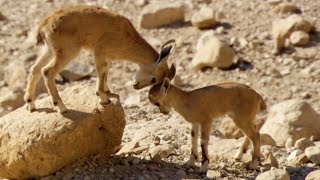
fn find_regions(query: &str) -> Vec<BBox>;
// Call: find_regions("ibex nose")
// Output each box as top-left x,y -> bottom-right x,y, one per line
133,82 -> 140,89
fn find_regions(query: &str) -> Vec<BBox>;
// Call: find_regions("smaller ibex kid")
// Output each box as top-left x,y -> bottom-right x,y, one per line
148,64 -> 266,172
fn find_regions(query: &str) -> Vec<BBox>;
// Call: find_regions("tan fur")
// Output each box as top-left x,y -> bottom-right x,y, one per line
149,68 -> 266,172
24,6 -> 175,113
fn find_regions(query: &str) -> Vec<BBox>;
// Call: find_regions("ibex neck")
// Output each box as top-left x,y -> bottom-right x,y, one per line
125,34 -> 159,65
167,85 -> 189,115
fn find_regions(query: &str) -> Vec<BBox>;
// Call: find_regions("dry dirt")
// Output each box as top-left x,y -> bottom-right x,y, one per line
0,0 -> 320,179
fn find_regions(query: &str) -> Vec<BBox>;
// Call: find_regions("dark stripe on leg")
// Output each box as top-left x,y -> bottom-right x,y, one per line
191,130 -> 195,137
201,143 -> 209,164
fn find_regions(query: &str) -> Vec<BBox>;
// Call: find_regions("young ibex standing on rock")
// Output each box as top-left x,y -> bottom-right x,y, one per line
149,64 -> 266,172
24,6 -> 176,113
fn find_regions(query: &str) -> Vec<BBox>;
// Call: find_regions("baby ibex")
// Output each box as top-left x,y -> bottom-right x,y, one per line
24,6 -> 176,113
149,64 -> 266,172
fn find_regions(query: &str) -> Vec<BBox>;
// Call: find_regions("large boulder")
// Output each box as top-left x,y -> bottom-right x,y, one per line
0,83 -> 126,179
260,99 -> 320,147
192,34 -> 235,69
139,2 -> 185,29
272,14 -> 312,53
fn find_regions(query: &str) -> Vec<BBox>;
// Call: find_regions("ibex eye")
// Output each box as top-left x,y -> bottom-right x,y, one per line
155,102 -> 160,106
151,78 -> 156,84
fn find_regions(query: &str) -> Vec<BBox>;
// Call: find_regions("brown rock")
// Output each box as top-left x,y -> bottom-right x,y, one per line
294,137 -> 315,151
0,83 -> 126,179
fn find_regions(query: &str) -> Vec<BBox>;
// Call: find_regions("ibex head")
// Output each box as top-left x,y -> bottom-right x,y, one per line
133,40 -> 176,89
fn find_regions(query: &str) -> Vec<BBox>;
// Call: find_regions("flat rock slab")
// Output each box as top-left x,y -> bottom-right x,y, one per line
0,83 -> 126,179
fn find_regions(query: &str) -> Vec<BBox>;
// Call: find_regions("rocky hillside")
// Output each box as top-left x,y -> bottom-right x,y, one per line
0,0 -> 320,179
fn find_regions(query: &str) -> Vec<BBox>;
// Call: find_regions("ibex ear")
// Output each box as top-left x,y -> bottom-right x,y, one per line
161,77 -> 171,94
155,39 -> 176,64
167,63 -> 176,80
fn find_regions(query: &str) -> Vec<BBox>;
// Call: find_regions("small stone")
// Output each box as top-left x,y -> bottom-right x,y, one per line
149,144 -> 174,161
305,146 -> 320,165
206,170 -> 222,179
289,31 -> 310,46
116,140 -> 139,156
294,138 -> 315,151
131,158 -> 141,165
289,153 -> 310,166
263,151 -> 279,168
191,6 -> 216,29
176,169 -> 187,177
288,149 -> 303,162
273,2 -> 301,14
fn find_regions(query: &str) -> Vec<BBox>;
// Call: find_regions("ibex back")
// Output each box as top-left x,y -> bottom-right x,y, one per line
149,64 -> 266,172
24,6 -> 176,113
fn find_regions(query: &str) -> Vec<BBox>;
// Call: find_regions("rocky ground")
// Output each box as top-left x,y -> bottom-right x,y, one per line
0,0 -> 320,179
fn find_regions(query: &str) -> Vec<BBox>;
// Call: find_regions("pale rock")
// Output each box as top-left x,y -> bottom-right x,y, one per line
133,0 -> 148,7
267,0 -> 282,6
305,170 -> 320,180
0,87 -> 24,110
288,153 -> 309,166
124,94 -> 141,107
305,146 -> 320,165
256,169 -> 290,180
116,140 -> 139,156
272,14 -> 312,53
3,61 -> 27,90
273,2 -> 301,15
191,6 -> 216,29
294,137 -> 315,151
260,99 -> 320,147
262,151 -> 279,168
149,144 -> 174,161
206,170 -> 222,179
192,35 -> 235,69
139,2 -> 185,29
0,83 -> 125,179
218,116 -> 243,139
287,149 -> 303,162
60,57 -> 95,81
126,146 -> 149,155
289,31 -> 310,46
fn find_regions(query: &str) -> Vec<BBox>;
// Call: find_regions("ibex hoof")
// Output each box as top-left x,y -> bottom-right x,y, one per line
26,103 -> 35,112
199,161 -> 209,173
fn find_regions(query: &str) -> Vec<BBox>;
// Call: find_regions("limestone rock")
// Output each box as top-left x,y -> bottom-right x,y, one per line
192,35 -> 235,69
289,31 -> 310,46
218,116 -> 243,139
305,146 -> 320,165
294,137 -> 315,151
288,152 -> 309,167
0,83 -> 126,179
3,61 -> 27,90
139,2 -> 185,29
272,14 -> 312,53
262,151 -> 279,168
273,2 -> 301,15
149,144 -> 174,161
256,169 -> 290,180
191,6 -> 216,29
116,140 -> 139,156
305,170 -> 320,180
260,99 -> 320,147
0,87 -> 24,110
